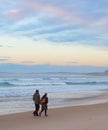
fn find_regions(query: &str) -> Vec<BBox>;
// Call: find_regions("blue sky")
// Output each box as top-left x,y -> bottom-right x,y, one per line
0,0 -> 108,72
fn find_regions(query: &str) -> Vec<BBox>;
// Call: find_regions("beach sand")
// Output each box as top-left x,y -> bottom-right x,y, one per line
0,103 -> 108,130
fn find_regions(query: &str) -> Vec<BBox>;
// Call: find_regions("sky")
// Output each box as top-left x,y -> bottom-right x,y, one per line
0,0 -> 108,72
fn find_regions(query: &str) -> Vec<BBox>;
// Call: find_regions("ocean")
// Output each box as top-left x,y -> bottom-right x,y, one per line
0,72 -> 108,115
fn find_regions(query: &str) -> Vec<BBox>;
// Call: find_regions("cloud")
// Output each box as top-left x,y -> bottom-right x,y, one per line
0,45 -> 3,47
66,61 -> 78,65
21,61 -> 36,64
0,44 -> 12,48
14,0 -> 108,28
0,59 -> 8,61
4,9 -> 22,20
0,56 -> 11,62
0,0 -> 108,47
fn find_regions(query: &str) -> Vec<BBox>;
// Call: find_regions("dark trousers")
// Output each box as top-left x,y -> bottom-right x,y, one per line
33,104 -> 40,116
39,104 -> 48,116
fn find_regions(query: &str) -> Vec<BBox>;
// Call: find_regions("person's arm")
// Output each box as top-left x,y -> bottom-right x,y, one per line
46,97 -> 48,104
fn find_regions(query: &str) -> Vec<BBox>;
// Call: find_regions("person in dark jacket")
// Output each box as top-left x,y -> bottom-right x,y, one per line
39,93 -> 48,116
33,89 -> 40,116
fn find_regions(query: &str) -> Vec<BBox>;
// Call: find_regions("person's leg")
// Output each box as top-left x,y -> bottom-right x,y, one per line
37,104 -> 40,115
35,104 -> 40,116
33,111 -> 36,116
45,104 -> 48,116
39,105 -> 45,116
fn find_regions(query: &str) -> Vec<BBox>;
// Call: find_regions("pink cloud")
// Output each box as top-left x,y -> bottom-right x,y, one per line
20,0 -> 85,24
4,9 -> 23,20
4,0 -> 108,31
3,0 -> 86,24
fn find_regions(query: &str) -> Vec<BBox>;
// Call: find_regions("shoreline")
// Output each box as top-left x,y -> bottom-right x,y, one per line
1,89 -> 108,116
0,102 -> 108,130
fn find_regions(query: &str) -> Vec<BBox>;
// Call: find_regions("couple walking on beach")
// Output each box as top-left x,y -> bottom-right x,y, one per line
33,89 -> 48,116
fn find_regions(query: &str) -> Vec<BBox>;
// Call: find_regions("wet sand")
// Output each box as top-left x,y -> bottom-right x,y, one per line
0,102 -> 108,130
